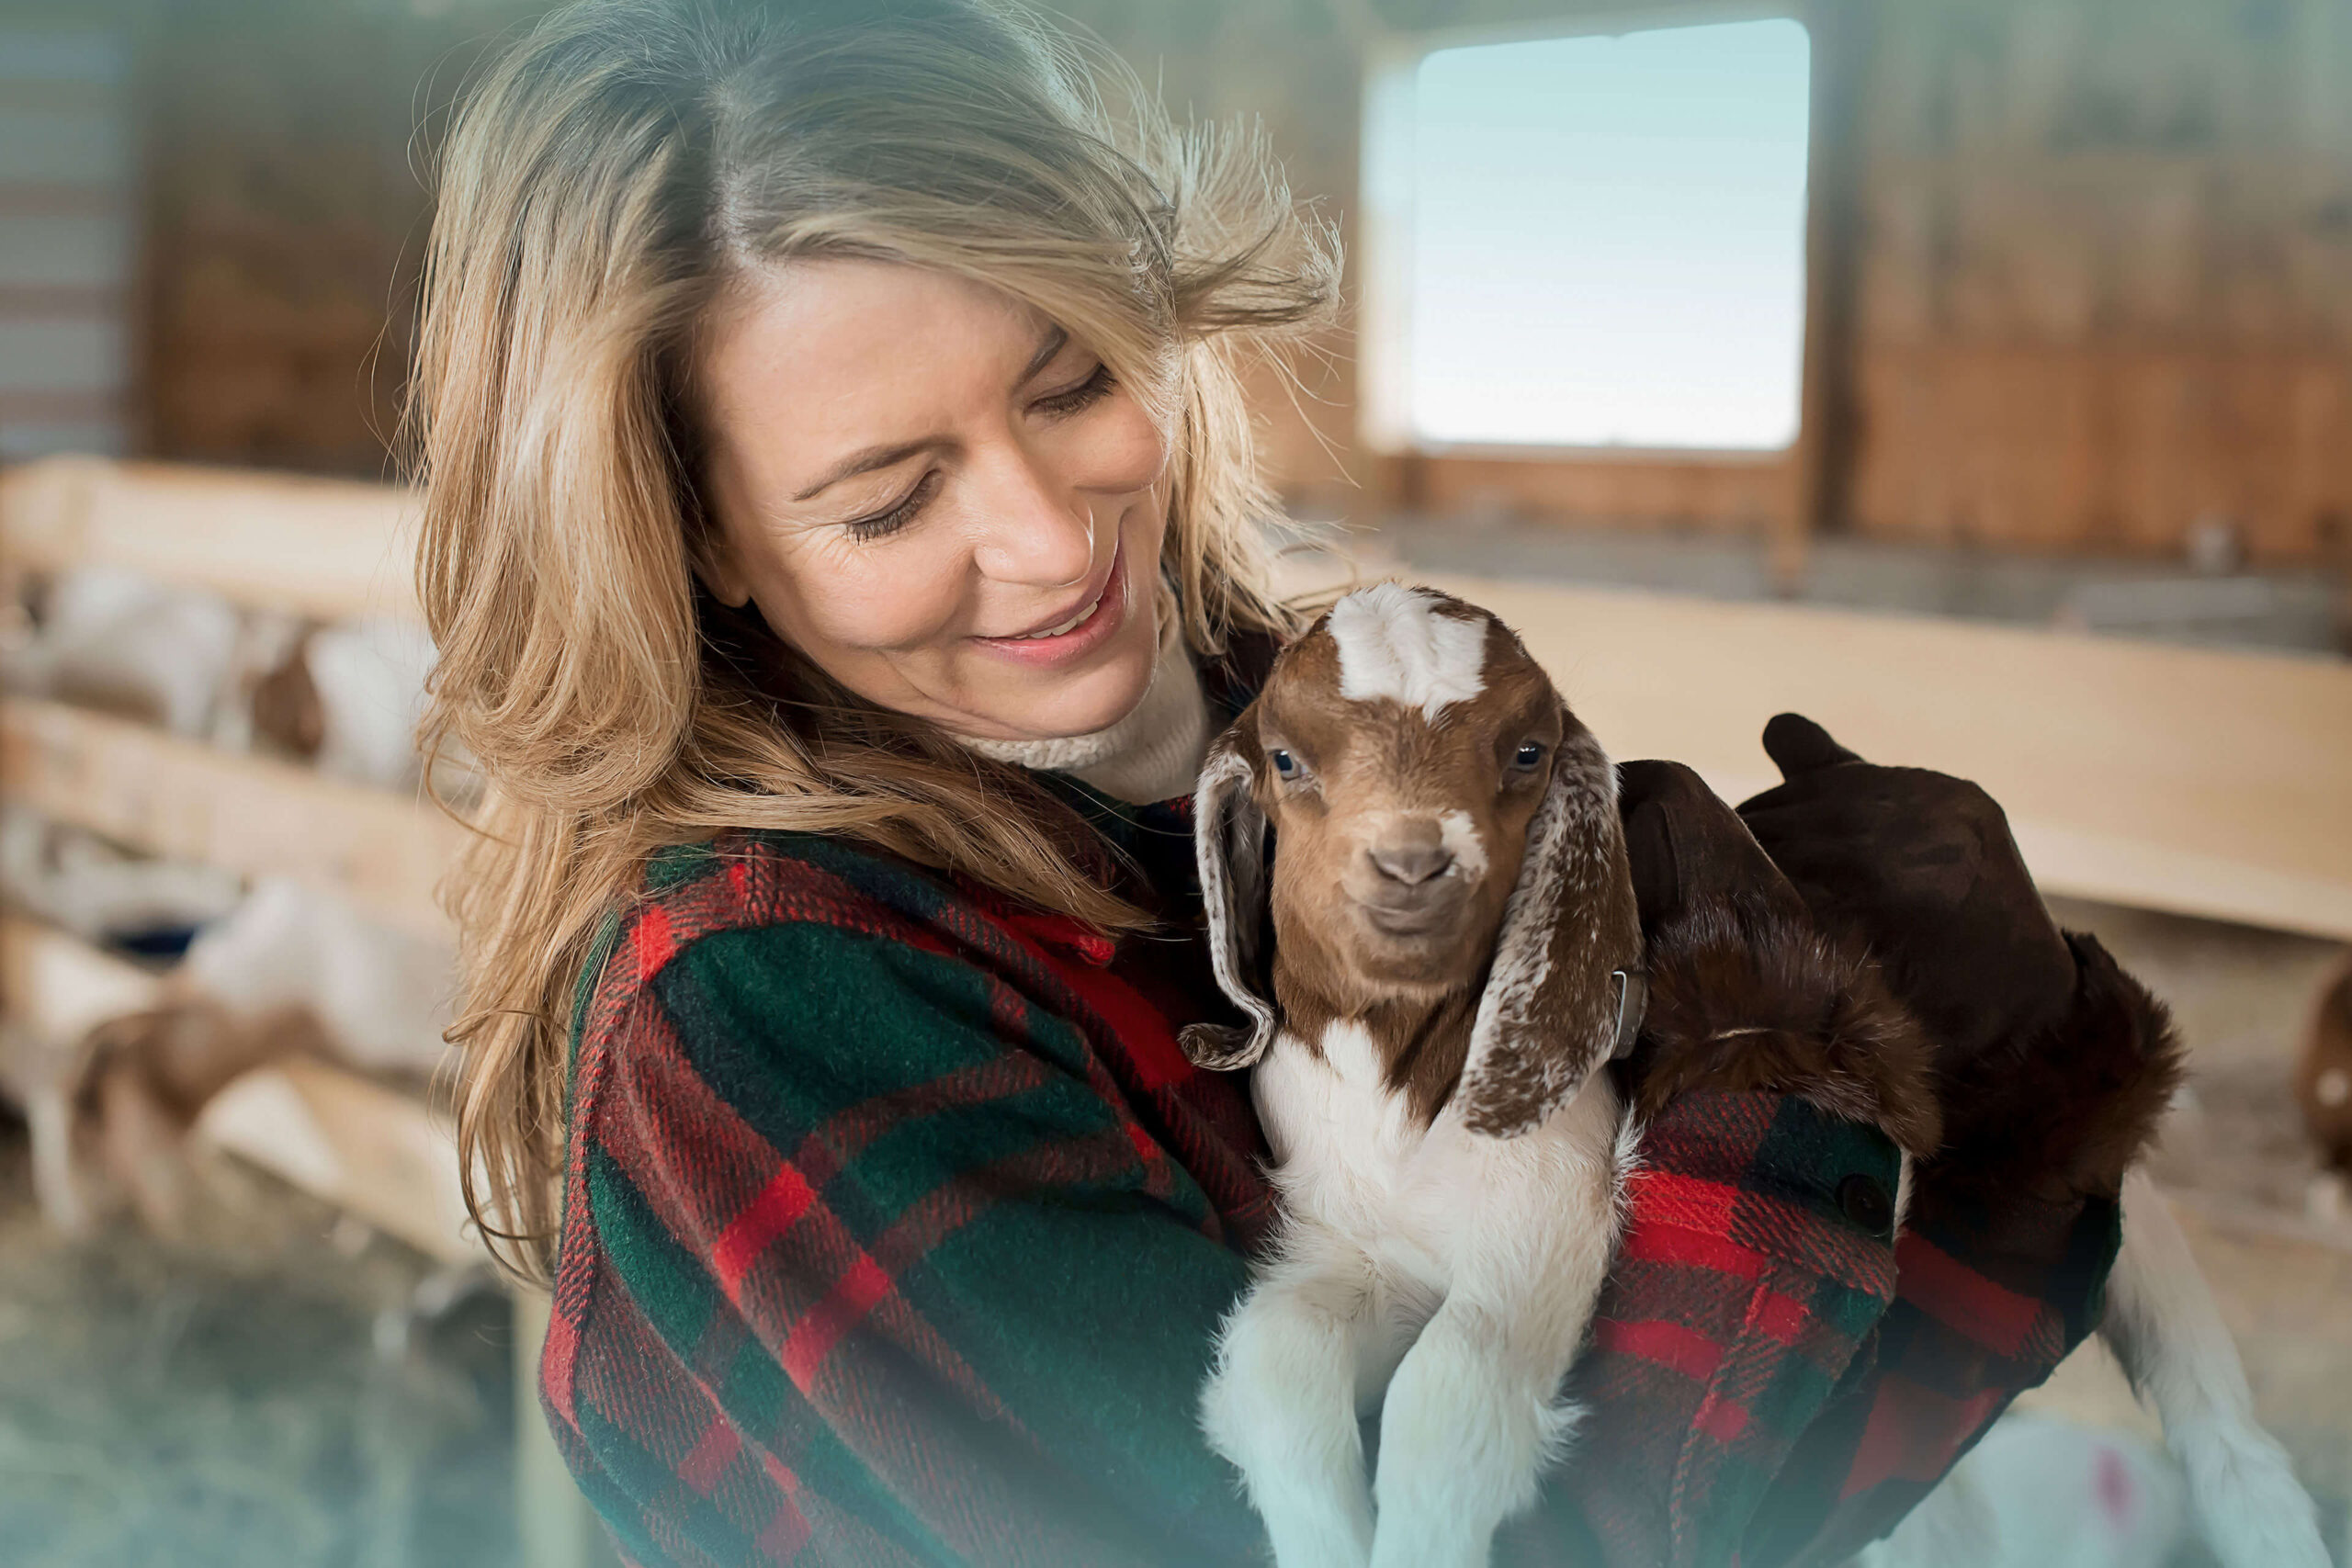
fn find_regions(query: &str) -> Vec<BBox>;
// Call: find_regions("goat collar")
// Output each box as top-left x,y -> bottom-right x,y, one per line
1610,968 -> 1648,1061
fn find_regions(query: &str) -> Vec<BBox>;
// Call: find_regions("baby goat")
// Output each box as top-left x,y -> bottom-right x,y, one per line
1182,583 -> 1643,1568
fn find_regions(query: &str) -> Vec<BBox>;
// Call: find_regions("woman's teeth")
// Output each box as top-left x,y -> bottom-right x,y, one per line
1014,592 -> 1102,639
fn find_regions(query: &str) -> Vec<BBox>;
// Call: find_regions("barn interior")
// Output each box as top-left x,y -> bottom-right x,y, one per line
0,1 -> 2348,1565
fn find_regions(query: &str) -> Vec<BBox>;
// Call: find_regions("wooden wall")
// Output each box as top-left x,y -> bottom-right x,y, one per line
1848,0 -> 2352,561
131,1 -> 521,476
101,0 -> 2352,566
1069,0 -> 2352,565
0,22 -> 134,463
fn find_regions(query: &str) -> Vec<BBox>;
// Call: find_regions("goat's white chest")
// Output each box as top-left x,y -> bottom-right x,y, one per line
1251,1021 -> 1493,1288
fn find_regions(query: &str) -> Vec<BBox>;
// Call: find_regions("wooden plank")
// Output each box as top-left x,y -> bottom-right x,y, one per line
196,1054 -> 477,1268
1404,449 -> 1792,535
0,696 -> 462,937
1404,572 -> 2352,941
0,455 -> 421,622
1849,343 -> 2352,561
1841,0 -> 2352,568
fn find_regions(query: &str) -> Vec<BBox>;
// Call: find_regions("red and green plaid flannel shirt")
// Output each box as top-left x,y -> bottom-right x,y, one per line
540,808 -> 2117,1568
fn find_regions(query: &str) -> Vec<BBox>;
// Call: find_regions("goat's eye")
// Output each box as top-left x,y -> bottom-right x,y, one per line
1513,741 -> 1546,769
1270,749 -> 1299,780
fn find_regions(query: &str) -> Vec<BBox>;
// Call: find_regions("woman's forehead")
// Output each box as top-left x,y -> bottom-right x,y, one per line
699,259 -> 1059,474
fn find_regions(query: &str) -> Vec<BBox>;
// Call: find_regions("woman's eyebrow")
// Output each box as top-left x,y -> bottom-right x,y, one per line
792,437 -> 941,502
1018,322 -> 1068,385
789,324 -> 1071,503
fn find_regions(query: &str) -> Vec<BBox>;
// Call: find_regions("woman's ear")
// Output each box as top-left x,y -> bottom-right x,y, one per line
1181,710 -> 1280,1070
688,520 -> 754,609
1458,710 -> 1645,1137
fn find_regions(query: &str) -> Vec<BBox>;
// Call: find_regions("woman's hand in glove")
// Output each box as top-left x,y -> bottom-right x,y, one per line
1735,714 -> 2180,1214
1735,713 -> 2079,1070
1614,758 -> 1941,1155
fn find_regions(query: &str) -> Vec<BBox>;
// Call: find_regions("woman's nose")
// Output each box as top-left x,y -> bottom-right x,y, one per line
967,446 -> 1099,588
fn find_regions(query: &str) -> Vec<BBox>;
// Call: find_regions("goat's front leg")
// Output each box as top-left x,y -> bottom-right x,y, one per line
1203,1225 -> 1387,1568
1369,1086 -> 1627,1568
2099,1168 -> 2327,1568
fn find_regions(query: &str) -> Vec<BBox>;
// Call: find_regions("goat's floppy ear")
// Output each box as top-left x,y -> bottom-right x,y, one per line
1181,713 -> 1280,1070
1459,714 -> 1645,1137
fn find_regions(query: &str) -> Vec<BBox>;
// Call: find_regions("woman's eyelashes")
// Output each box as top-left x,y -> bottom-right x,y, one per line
844,468 -> 940,542
1033,360 -> 1116,418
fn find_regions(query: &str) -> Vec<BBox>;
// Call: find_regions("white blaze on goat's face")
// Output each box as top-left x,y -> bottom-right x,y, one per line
1328,581 -> 1488,723
1434,808 -> 1491,881
1247,589 -> 1566,1003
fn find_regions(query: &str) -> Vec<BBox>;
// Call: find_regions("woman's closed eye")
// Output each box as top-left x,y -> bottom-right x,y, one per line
1032,360 -> 1116,418
844,468 -> 941,542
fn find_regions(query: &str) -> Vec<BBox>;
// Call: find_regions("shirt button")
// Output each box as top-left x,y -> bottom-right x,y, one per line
1838,1174 -> 1894,1236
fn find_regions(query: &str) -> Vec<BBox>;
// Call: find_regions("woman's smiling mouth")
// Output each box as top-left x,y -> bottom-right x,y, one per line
1012,587 -> 1105,639
968,534 -> 1129,666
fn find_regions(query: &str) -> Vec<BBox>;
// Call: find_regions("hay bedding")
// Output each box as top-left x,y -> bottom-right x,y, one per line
0,1123 -> 514,1568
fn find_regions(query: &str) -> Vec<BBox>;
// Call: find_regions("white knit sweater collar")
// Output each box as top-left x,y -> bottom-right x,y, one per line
951,617 -> 1211,806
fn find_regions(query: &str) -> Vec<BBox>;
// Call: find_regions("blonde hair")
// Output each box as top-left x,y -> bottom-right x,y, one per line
408,0 -> 1338,1278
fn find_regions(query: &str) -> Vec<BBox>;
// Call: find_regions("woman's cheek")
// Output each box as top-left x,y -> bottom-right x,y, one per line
759,530 -> 969,657
1064,391 -> 1169,496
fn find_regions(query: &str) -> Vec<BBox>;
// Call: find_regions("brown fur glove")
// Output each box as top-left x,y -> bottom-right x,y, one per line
1736,714 -> 2181,1220
1616,759 -> 1941,1157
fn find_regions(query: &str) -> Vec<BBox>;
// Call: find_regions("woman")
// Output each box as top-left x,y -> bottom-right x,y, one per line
411,2 -> 2157,1563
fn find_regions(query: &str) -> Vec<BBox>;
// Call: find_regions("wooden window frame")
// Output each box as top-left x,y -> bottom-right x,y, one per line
1354,0 -> 1866,577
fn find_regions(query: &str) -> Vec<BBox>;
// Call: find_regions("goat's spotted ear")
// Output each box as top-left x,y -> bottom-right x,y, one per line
1459,709 -> 1645,1137
1181,713 -> 1280,1070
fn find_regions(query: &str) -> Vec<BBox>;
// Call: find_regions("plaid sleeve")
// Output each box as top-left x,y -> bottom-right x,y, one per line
1733,1194 -> 2120,1568
1502,1102 -> 2111,1568
1517,911 -> 2140,1568
539,837 -> 1269,1567
1498,1090 -> 1906,1568
1735,935 -> 2166,1567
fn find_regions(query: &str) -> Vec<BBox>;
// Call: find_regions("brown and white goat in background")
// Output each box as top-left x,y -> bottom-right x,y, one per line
1182,583 -> 1644,1568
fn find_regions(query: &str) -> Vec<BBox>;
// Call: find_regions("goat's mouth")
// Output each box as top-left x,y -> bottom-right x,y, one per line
1343,903 -> 1488,991
1352,887 -> 1471,942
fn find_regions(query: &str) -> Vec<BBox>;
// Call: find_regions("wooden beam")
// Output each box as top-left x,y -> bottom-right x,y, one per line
1394,448 -> 1790,536
0,697 -> 462,937
196,1054 -> 478,1268
0,455 -> 421,623
1783,0 -> 1872,587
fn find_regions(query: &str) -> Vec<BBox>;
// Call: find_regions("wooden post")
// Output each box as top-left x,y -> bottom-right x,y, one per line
1781,0 -> 1872,592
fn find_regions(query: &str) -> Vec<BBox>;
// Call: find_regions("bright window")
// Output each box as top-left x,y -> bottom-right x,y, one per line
1363,15 -> 1814,453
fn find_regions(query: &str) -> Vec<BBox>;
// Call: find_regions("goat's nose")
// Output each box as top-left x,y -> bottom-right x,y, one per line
1367,833 -> 1454,886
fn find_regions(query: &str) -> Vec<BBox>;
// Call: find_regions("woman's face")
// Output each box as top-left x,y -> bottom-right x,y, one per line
695,258 -> 1170,743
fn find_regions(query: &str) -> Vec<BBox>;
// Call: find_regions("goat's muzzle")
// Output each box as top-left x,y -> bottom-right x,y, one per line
1346,818 -> 1483,954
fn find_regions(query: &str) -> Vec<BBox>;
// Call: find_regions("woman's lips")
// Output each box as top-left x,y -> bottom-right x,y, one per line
967,536 -> 1129,667
1009,586 -> 1105,640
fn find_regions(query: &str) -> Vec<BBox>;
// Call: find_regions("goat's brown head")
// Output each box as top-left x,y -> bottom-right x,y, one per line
1182,582 -> 1643,1137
